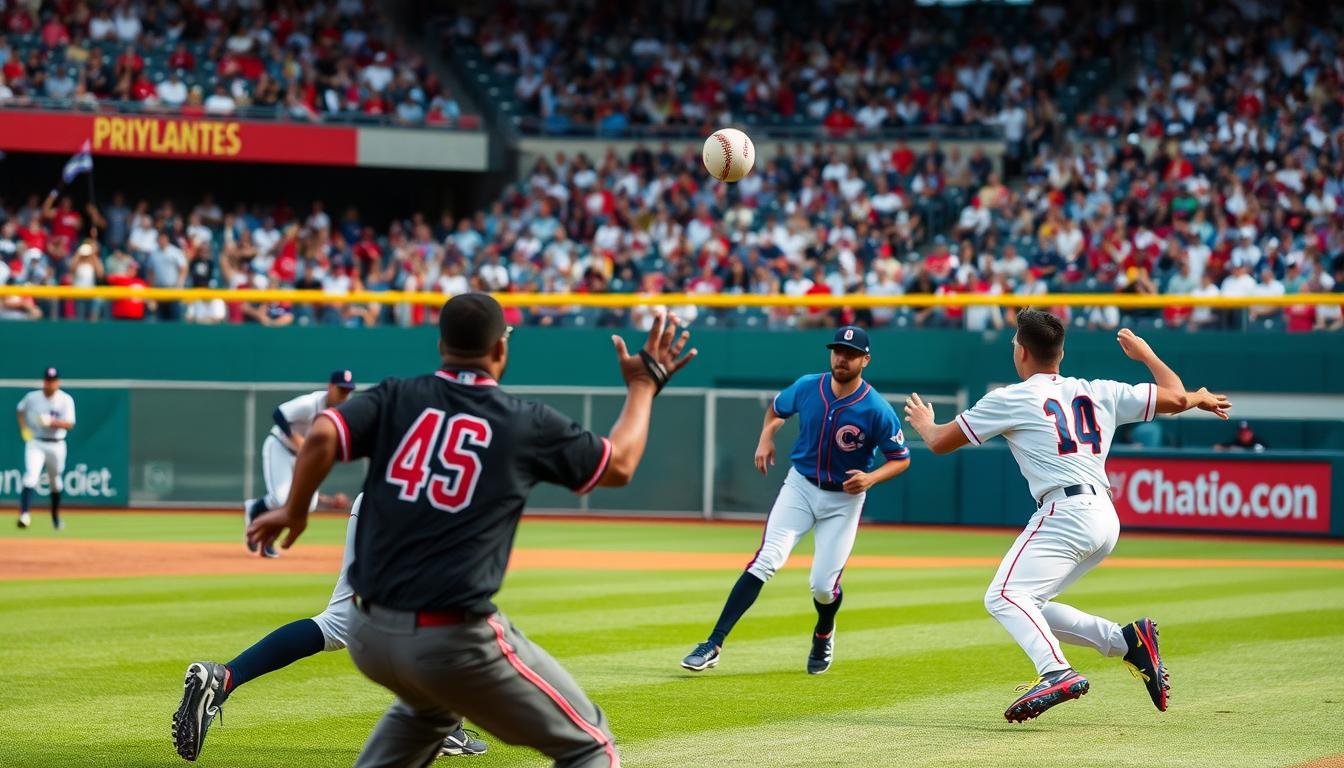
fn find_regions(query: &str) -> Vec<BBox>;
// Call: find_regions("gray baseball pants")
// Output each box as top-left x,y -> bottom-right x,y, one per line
347,602 -> 619,768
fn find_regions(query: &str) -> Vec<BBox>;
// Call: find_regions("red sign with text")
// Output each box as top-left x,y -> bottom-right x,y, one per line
0,110 -> 357,166
1108,456 -> 1332,533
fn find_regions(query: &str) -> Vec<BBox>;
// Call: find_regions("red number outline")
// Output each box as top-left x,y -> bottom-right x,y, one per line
385,409 -> 446,501
427,415 -> 493,513
1043,398 -> 1078,455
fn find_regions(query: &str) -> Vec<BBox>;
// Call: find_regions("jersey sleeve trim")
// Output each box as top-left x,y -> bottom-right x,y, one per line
574,436 -> 612,495
956,413 -> 984,446
883,449 -> 910,460
1143,382 -> 1156,422
319,409 -> 351,462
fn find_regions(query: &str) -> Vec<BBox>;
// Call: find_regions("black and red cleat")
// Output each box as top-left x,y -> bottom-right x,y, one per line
1122,617 -> 1170,711
1004,668 -> 1090,723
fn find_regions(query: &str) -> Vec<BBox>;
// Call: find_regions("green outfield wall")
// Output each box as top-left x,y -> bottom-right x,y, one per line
2,323 -> 1340,536
3,322 -> 1341,393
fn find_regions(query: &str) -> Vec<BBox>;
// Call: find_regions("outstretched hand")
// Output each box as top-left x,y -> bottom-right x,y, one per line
246,507 -> 307,554
1191,387 -> 1232,420
903,392 -> 936,433
611,309 -> 697,391
1116,328 -> 1155,362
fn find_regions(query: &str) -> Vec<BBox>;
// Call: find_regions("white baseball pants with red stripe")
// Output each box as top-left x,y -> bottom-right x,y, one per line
747,468 -> 865,604
985,494 -> 1128,676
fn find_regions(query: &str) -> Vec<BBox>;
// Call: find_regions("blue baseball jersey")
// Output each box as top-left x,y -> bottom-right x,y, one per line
772,373 -> 910,485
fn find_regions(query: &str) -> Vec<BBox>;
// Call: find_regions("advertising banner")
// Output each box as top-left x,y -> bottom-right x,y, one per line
1108,456 -> 1332,534
0,110 -> 357,166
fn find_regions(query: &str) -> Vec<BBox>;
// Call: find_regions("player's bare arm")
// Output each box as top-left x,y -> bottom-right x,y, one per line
903,393 -> 970,455
16,412 -> 30,442
247,416 -> 339,552
600,309 -> 697,486
1117,328 -> 1232,419
754,408 -> 787,475
842,456 -> 910,495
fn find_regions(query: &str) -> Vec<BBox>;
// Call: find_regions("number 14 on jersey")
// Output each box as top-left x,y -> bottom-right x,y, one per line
1043,397 -> 1102,456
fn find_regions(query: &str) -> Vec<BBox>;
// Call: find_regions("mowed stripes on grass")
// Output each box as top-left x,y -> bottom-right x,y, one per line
0,513 -> 1341,768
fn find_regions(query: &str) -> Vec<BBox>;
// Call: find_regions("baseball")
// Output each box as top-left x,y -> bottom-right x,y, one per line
702,128 -> 756,183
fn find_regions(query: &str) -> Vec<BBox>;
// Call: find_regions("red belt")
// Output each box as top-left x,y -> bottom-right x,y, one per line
414,609 -> 469,627
352,595 -> 469,627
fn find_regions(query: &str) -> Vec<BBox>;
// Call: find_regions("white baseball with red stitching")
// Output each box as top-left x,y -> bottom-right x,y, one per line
702,128 -> 756,183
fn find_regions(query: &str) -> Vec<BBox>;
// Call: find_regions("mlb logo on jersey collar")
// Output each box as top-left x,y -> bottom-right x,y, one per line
826,326 -> 870,354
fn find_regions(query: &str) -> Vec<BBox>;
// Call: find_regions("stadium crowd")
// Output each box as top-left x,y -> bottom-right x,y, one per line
951,1 -> 1344,332
0,0 -> 467,127
3,131 -> 1341,331
451,0 -> 1127,141
2,1 -> 1342,332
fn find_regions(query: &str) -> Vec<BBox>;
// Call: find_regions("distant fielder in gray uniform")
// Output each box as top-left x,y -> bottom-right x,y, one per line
247,293 -> 696,768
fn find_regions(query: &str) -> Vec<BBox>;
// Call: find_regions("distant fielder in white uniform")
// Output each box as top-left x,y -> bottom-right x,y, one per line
905,310 -> 1230,723
15,366 -> 76,530
243,370 -> 356,557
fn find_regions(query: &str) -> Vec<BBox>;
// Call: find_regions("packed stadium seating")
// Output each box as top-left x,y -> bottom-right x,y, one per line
446,0 -> 1120,137
2,1 -> 1341,332
0,0 -> 472,127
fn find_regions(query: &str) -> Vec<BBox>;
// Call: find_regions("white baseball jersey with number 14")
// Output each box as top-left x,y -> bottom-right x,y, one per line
956,373 -> 1157,502
955,372 -> 1158,677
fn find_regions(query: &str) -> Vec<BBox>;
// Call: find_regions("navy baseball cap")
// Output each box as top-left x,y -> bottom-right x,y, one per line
43,366 -> 59,380
827,326 -> 871,354
329,369 -> 356,389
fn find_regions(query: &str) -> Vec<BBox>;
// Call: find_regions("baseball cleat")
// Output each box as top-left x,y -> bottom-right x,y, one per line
1004,668 -> 1089,723
1122,618 -> 1170,711
439,726 -> 488,757
173,661 -> 231,761
16,512 -> 30,529
243,500 -> 278,558
681,641 -> 721,672
807,630 -> 835,675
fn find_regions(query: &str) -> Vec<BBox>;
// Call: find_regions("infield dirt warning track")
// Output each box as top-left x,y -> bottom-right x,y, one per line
2,537 -> 1343,581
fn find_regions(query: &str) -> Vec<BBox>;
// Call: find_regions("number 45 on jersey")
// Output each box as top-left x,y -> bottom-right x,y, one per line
387,409 -> 493,512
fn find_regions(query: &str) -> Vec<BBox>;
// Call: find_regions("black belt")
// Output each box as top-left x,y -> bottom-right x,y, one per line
35,437 -> 63,443
801,474 -> 846,493
1037,483 -> 1102,509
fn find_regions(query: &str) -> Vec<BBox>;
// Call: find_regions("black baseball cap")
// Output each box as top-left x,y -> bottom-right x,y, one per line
329,369 -> 356,389
826,326 -> 871,355
43,366 -> 59,380
439,293 -> 508,357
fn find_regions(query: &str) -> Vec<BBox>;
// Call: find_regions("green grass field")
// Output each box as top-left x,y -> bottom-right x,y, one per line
2,513 -> 1342,767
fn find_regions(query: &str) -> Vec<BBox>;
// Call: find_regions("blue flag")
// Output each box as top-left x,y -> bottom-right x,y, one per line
61,139 -> 93,185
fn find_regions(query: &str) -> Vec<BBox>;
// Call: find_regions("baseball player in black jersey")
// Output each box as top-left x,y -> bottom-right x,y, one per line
247,293 -> 695,768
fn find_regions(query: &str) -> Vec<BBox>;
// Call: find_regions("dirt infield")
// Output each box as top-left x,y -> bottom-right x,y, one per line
2,538 -> 1343,581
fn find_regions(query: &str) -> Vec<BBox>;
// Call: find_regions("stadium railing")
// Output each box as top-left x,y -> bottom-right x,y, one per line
2,286 -> 1338,310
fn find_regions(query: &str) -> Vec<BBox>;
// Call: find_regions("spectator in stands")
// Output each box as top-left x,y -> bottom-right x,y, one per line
146,231 -> 187,321
157,70 -> 188,108
105,257 -> 147,321
69,240 -> 104,321
1215,421 -> 1268,453
204,83 -> 236,115
1248,268 -> 1285,323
